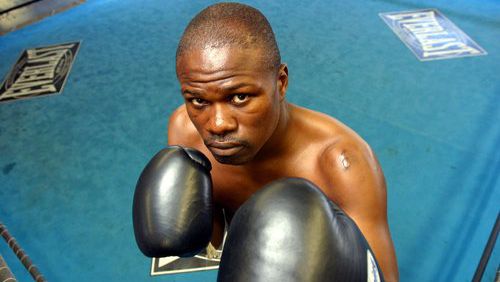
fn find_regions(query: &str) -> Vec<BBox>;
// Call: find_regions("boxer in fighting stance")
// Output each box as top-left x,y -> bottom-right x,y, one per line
133,3 -> 398,281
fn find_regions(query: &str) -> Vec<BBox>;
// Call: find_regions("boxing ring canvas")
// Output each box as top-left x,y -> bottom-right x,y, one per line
0,0 -> 498,281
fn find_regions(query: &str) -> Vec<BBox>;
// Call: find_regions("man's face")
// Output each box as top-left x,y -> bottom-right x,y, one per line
176,46 -> 284,165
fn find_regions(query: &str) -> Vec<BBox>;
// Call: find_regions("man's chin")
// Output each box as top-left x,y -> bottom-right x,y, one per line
212,153 -> 250,165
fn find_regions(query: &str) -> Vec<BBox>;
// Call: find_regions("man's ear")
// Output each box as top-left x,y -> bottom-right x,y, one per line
277,64 -> 288,102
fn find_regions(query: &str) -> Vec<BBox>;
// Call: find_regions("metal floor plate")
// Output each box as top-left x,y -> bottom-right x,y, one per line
0,0 -> 84,35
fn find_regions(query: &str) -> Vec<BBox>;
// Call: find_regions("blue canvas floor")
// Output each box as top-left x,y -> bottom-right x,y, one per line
0,0 -> 499,281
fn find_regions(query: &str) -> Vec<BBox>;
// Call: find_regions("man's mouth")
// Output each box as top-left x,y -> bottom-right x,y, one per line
207,142 -> 244,156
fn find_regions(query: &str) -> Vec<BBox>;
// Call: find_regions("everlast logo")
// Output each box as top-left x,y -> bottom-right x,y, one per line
0,42 -> 80,103
380,9 -> 486,61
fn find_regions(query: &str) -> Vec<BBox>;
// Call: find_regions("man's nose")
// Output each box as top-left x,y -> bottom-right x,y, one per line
207,104 -> 237,136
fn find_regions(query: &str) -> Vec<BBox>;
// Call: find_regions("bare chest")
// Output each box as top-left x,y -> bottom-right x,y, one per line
210,154 -> 329,215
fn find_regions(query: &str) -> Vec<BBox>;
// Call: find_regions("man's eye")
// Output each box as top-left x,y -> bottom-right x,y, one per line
232,94 -> 249,104
191,98 -> 207,107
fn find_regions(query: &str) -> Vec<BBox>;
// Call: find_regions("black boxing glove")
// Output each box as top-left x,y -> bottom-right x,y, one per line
133,146 -> 213,258
218,178 -> 384,282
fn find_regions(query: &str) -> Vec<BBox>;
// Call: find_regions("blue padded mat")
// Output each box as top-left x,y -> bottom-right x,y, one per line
0,0 -> 499,281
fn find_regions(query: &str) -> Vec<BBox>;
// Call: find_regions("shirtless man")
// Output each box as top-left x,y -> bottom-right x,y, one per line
133,3 -> 398,281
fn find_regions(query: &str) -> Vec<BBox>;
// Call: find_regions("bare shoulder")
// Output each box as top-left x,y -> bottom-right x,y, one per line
293,104 -> 378,166
319,128 -> 382,183
294,105 -> 387,212
167,105 -> 202,147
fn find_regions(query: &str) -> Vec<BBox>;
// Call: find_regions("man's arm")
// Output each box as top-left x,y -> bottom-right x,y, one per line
167,105 -> 226,250
319,139 -> 399,281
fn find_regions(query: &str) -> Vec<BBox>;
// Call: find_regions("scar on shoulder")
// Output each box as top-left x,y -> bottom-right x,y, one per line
338,151 -> 350,170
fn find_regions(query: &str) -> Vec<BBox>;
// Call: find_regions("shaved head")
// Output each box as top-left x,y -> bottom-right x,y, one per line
176,2 -> 281,72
